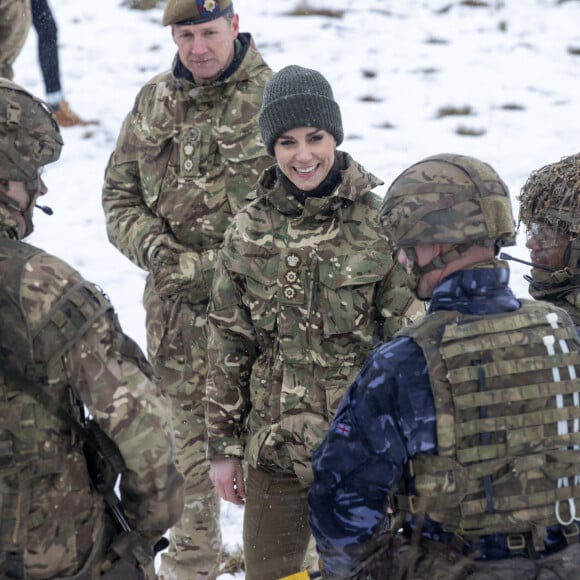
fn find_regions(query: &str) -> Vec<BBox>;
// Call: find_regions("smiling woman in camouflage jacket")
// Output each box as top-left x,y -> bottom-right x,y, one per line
205,65 -> 421,580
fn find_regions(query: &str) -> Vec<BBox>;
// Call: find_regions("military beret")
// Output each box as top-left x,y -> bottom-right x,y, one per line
163,0 -> 233,26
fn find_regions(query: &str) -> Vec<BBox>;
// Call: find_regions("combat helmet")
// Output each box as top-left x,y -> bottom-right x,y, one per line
0,79 -> 62,238
0,77 -> 62,183
518,153 -> 580,237
380,153 -> 515,272
518,153 -> 580,284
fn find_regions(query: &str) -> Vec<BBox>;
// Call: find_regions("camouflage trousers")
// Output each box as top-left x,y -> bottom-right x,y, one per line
363,536 -> 580,580
0,0 -> 31,79
144,290 -> 222,580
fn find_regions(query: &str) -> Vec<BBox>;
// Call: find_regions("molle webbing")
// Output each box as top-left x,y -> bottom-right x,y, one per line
396,301 -> 580,539
30,280 -> 113,374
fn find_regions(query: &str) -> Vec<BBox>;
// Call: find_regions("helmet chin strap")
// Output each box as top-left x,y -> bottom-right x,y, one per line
16,198 -> 35,238
401,246 -> 445,300
0,190 -> 48,238
407,242 -> 472,276
404,241 -> 491,299
564,239 -> 580,271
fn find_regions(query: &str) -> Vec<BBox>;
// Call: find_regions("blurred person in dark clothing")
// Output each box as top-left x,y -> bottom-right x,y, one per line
30,0 -> 96,127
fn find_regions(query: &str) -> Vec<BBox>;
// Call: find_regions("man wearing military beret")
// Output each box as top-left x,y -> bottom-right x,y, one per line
102,1 -> 273,577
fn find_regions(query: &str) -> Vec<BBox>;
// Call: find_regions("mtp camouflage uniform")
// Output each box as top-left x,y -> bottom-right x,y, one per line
0,0 -> 30,80
101,26 -> 273,579
206,151 -> 421,578
0,79 -> 184,579
518,153 -> 580,326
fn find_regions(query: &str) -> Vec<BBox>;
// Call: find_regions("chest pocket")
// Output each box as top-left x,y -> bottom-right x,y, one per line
319,252 -> 389,335
111,109 -> 173,211
239,259 -> 279,331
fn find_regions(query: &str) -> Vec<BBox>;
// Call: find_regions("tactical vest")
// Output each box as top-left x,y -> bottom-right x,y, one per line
395,300 -> 580,548
0,239 -> 113,554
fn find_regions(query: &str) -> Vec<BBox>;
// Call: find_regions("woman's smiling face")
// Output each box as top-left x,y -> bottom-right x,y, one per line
273,127 -> 336,191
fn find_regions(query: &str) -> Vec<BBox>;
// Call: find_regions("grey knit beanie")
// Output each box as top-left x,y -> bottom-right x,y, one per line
259,65 -> 344,156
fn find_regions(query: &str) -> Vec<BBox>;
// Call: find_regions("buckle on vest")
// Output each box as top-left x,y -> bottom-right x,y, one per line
562,522 -> 580,544
507,534 -> 526,554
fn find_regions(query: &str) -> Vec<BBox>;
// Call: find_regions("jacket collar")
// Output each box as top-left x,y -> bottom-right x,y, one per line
428,262 -> 520,315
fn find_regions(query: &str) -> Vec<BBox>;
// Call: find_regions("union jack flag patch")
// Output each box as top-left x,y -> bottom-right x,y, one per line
335,422 -> 351,437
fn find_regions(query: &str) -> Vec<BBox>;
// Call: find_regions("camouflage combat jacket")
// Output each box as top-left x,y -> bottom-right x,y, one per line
102,33 -> 273,301
206,152 -> 420,484
564,288 -> 580,326
528,271 -> 580,327
0,218 -> 184,578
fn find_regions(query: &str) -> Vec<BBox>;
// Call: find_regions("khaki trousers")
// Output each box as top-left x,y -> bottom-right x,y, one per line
243,464 -> 312,580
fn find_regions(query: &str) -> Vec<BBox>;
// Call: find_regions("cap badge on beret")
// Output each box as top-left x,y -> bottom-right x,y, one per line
163,0 -> 233,27
200,0 -> 218,14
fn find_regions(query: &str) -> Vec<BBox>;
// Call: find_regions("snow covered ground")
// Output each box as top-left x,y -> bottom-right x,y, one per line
12,0 -> 580,577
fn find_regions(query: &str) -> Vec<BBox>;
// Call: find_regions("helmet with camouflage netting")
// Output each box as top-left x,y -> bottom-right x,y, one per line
518,153 -> 580,238
0,78 -> 62,183
380,153 -> 516,254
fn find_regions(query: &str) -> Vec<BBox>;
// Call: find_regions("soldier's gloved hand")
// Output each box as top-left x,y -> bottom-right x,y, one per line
151,250 -> 205,297
148,234 -> 190,268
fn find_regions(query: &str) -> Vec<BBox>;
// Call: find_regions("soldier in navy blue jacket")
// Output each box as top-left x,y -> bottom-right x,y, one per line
308,154 -> 580,580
